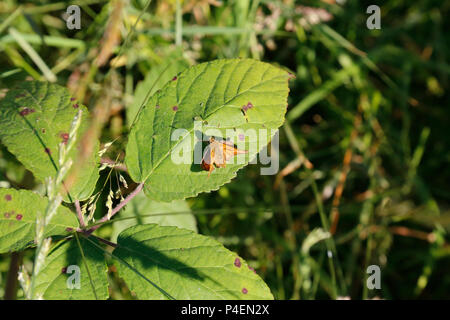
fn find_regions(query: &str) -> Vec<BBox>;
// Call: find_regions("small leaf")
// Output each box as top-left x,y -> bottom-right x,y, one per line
0,188 -> 78,253
33,237 -> 108,300
113,224 -> 273,300
125,59 -> 290,201
111,192 -> 196,242
0,81 -> 100,201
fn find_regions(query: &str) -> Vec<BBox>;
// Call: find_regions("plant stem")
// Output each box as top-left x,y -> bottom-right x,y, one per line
75,199 -> 85,228
310,178 -> 338,299
83,233 -> 118,248
283,122 -> 343,298
87,182 -> 144,234
279,180 -> 301,300
175,0 -> 182,46
4,252 -> 23,300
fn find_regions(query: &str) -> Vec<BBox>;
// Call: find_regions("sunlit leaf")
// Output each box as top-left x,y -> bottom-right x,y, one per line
34,237 -> 108,300
0,81 -> 100,201
125,59 -> 290,201
113,224 -> 273,300
0,188 -> 78,253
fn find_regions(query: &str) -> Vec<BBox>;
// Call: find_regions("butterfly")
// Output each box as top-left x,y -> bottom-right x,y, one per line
201,137 -> 248,176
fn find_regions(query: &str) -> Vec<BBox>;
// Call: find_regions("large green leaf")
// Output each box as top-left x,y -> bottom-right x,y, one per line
0,188 -> 79,253
113,224 -> 273,300
111,191 -> 196,242
0,81 -> 100,201
127,51 -> 190,127
34,236 -> 109,300
125,59 -> 290,201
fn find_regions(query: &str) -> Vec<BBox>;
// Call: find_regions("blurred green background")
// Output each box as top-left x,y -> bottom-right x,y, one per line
0,0 -> 449,299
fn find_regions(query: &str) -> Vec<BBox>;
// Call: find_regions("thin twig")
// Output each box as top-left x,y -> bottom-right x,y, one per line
74,199 -> 85,228
282,122 -> 343,298
86,182 -> 144,234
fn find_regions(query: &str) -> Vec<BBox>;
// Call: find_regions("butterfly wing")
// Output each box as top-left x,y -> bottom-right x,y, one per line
209,140 -> 225,168
201,144 -> 213,173
221,140 -> 248,166
202,144 -> 212,164
201,138 -> 248,175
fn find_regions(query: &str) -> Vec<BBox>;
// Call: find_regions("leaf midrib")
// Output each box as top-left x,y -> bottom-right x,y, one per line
141,73 -> 287,183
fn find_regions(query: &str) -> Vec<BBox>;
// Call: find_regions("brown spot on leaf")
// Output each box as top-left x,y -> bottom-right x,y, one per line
241,102 -> 254,112
172,106 -> 178,111
234,258 -> 241,268
172,76 -> 177,81
44,148 -> 51,154
70,97 -> 76,101
242,288 -> 248,294
4,194 -> 12,201
60,133 -> 69,144
16,214 -> 23,220
65,227 -> 73,232
73,103 -> 79,109
41,128 -> 46,134
248,266 -> 256,273
4,212 -> 10,218
19,108 -> 35,116
61,267 -> 67,274
155,105 -> 160,109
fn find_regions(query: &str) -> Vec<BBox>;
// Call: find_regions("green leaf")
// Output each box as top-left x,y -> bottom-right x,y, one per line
111,191 -> 196,242
0,188 -> 78,253
113,224 -> 273,300
0,81 -> 100,201
34,236 -> 109,300
0,145 -> 27,184
125,59 -> 290,201
127,51 -> 190,127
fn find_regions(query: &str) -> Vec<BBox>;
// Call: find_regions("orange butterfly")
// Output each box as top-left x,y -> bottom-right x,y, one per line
201,137 -> 248,176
